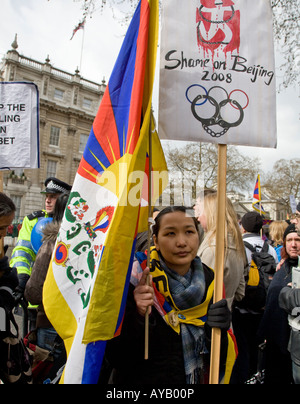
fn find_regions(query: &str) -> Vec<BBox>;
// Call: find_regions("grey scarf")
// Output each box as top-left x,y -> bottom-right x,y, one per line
161,256 -> 208,384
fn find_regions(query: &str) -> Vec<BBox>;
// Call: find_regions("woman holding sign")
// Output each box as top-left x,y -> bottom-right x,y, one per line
103,206 -> 237,384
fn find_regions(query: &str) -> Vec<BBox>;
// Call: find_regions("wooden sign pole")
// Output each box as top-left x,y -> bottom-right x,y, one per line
209,144 -> 227,384
145,111 -> 153,360
0,171 -> 3,192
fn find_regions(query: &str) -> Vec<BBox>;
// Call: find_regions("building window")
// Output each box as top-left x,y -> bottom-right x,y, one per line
10,195 -> 22,221
79,134 -> 89,153
50,126 -> 60,146
54,88 -> 64,100
83,98 -> 92,110
47,160 -> 57,178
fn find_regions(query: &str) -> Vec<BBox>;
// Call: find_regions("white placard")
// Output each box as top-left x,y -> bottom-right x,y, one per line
159,0 -> 277,148
0,82 -> 40,169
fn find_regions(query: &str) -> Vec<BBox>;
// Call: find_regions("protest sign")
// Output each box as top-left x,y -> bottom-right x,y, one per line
159,0 -> 277,148
158,0 -> 277,384
0,82 -> 40,169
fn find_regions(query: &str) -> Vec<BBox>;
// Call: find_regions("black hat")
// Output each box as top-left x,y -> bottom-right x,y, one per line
241,212 -> 263,233
41,177 -> 72,195
283,223 -> 297,240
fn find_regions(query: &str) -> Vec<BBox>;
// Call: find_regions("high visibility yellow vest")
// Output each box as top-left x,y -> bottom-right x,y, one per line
10,210 -> 48,308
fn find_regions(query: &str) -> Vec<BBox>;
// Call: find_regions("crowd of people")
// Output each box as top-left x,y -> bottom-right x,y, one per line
0,178 -> 300,385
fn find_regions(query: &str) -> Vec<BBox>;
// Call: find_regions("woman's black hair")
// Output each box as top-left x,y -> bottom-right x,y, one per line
52,193 -> 70,224
0,192 -> 16,218
152,206 -> 199,238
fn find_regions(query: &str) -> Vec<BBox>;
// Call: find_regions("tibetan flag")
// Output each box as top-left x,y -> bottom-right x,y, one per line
253,175 -> 261,203
252,175 -> 264,214
43,0 -> 165,384
253,202 -> 267,216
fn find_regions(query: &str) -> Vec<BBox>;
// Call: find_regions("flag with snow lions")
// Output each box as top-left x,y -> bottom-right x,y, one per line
43,0 -> 166,384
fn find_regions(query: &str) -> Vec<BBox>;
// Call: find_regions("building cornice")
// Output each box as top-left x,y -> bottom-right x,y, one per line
39,99 -> 95,123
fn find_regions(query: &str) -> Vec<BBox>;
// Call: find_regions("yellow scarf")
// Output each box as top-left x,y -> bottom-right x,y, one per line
135,247 -> 214,334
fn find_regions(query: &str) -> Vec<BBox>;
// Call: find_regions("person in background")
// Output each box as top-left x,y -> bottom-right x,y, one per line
0,193 -> 18,315
0,193 -> 30,384
289,202 -> 300,235
11,178 -> 71,302
290,204 -> 300,236
25,193 -> 69,360
278,222 -> 300,384
240,212 -> 278,267
269,220 -> 288,262
258,223 -> 300,384
279,265 -> 300,384
195,190 -> 247,310
295,213 -> 300,236
231,211 -> 278,384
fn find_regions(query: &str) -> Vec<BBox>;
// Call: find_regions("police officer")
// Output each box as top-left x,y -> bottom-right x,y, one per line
11,178 -> 72,301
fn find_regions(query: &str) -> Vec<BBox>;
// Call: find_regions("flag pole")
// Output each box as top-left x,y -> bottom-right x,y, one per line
258,174 -> 262,215
257,174 -> 263,236
79,22 -> 86,73
145,108 -> 153,360
209,144 -> 227,384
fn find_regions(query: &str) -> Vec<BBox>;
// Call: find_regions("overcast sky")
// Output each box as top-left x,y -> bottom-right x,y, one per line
0,0 -> 299,181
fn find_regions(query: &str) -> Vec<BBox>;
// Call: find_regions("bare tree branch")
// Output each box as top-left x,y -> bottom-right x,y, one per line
66,0 -> 299,89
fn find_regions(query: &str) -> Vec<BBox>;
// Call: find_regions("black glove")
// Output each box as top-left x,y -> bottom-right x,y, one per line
0,257 -> 19,291
0,256 -> 10,274
206,299 -> 231,330
13,273 -> 30,304
0,257 -> 19,312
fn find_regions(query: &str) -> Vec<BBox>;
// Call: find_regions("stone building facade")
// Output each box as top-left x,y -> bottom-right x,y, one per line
0,35 -> 106,221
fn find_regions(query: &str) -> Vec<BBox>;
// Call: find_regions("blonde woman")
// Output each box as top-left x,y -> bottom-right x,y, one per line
269,220 -> 288,262
194,190 -> 247,310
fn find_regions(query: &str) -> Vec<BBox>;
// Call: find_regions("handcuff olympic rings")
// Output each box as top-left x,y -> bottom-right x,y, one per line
185,85 -> 208,106
186,85 -> 248,137
191,95 -> 244,129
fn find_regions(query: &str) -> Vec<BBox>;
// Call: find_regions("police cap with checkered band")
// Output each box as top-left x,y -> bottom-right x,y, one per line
41,177 -> 72,195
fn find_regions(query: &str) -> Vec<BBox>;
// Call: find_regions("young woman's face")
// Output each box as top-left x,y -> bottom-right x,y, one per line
153,211 -> 200,276
194,199 -> 207,231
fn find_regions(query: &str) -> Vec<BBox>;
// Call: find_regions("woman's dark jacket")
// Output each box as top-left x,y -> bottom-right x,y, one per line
24,222 -> 59,329
102,263 -> 229,384
258,258 -> 297,353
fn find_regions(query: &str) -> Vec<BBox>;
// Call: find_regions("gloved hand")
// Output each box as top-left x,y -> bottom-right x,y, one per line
0,257 -> 19,312
13,273 -> 30,304
206,299 -> 231,330
0,257 -> 19,291
0,256 -> 10,273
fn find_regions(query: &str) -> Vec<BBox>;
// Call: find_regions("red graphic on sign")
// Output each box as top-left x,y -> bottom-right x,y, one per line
196,0 -> 240,57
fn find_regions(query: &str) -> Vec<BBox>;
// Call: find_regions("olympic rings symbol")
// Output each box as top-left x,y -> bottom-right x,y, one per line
186,85 -> 249,138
